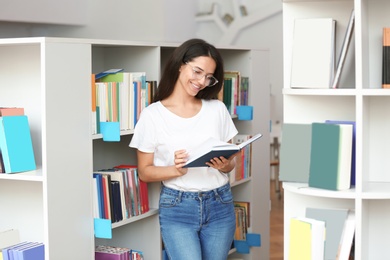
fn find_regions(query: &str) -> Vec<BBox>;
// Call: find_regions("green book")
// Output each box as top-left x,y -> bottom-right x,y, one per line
308,123 -> 353,190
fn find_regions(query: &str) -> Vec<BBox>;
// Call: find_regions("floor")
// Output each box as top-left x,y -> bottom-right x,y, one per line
270,180 -> 284,260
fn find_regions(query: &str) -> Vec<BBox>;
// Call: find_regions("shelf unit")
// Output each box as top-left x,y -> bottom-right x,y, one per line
0,37 -> 270,260
282,0 -> 390,259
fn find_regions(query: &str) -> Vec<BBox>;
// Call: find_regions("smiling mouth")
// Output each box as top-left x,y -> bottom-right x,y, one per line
190,82 -> 201,90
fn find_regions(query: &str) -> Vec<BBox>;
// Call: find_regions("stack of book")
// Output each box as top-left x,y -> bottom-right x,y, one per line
279,121 -> 356,191
2,241 -> 44,260
288,208 -> 355,260
95,245 -> 144,260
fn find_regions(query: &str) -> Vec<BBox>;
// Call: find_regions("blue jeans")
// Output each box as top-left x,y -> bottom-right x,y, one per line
159,182 -> 236,260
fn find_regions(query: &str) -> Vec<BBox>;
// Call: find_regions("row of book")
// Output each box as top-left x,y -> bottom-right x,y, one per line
91,70 -> 157,135
279,120 -> 356,191
289,207 -> 355,260
0,107 -> 36,174
95,245 -> 143,260
228,134 -> 253,184
234,201 -> 250,241
2,242 -> 44,260
221,71 -> 249,115
93,165 -> 149,223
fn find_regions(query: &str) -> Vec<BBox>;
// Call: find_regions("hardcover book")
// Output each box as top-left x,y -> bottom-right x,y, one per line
290,18 -> 336,88
279,123 -> 312,183
0,115 -> 36,173
308,123 -> 353,190
183,133 -> 262,168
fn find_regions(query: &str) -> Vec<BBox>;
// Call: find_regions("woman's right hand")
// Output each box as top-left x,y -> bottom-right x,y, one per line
174,149 -> 189,175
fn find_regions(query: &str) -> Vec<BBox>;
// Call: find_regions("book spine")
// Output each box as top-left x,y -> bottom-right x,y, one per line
382,27 -> 390,88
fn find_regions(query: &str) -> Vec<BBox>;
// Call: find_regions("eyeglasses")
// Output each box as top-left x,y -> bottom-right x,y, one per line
186,63 -> 218,87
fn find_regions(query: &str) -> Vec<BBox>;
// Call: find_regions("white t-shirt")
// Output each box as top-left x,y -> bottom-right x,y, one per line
129,99 -> 238,191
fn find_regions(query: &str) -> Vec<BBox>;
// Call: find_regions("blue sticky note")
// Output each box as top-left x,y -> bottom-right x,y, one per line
94,218 -> 112,239
100,122 -> 120,142
234,240 -> 250,254
236,106 -> 253,121
246,233 -> 261,247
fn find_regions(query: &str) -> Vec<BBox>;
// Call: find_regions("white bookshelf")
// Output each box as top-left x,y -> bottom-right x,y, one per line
0,37 -> 270,260
282,0 -> 390,259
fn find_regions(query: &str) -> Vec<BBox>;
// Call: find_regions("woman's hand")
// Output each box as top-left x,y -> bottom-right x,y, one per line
174,149 -> 189,175
206,153 -> 237,173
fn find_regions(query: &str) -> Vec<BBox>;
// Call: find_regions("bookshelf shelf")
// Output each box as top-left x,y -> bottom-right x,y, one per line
0,169 -> 43,182
283,182 -> 357,199
111,208 -> 159,229
282,0 -> 390,259
0,37 -> 270,260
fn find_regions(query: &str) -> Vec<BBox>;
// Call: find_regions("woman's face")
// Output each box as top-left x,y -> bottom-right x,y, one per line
177,56 -> 217,96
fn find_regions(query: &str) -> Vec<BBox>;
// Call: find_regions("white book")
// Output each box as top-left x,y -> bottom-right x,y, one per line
337,211 -> 356,260
0,229 -> 20,249
291,18 -> 336,88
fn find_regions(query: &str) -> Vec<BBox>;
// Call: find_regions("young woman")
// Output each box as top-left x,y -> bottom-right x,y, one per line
130,38 -> 238,260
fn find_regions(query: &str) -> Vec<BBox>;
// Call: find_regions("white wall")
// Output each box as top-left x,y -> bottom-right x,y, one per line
0,0 -> 283,127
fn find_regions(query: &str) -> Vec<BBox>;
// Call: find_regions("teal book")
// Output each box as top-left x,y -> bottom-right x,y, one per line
308,123 -> 353,190
279,123 -> 312,183
0,115 -> 36,173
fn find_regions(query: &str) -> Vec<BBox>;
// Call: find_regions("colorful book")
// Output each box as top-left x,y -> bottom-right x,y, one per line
308,123 -> 353,190
0,115 -> 36,173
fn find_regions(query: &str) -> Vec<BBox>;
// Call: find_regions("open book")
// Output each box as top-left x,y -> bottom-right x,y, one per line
183,133 -> 262,168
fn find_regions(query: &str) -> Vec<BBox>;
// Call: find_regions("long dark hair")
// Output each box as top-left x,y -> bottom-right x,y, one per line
153,38 -> 224,102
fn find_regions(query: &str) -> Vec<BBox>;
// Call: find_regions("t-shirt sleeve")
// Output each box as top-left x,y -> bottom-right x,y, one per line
129,108 -> 156,153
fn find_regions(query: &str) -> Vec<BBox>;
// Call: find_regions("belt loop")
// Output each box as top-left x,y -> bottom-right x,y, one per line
213,188 -> 219,199
177,190 -> 183,203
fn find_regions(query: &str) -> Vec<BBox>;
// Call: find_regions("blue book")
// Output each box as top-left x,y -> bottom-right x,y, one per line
0,116 -> 36,173
2,242 -> 31,260
95,69 -> 124,80
93,173 -> 104,219
15,243 -> 44,260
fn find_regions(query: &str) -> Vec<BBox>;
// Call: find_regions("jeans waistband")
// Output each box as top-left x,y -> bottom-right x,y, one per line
161,182 -> 231,199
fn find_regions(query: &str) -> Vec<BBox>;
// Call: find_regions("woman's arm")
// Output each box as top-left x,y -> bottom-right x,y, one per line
136,150 -> 188,182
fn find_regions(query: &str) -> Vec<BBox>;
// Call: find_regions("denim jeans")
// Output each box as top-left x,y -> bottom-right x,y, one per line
159,182 -> 236,260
